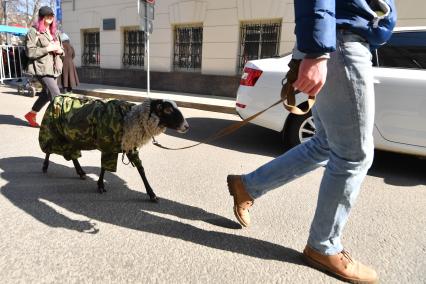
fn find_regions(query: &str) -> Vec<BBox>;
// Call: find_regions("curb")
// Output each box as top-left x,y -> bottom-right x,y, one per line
73,89 -> 236,115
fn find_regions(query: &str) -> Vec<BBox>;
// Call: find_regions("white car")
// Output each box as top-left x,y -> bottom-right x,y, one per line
236,27 -> 426,157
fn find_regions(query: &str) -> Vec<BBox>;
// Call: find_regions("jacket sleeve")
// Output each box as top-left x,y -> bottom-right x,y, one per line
25,28 -> 48,59
294,0 -> 336,54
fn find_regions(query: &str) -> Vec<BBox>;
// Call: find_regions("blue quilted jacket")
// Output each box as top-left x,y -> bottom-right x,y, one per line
295,0 -> 397,54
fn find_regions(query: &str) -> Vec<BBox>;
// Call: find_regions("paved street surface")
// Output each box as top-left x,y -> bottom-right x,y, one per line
1,87 -> 425,283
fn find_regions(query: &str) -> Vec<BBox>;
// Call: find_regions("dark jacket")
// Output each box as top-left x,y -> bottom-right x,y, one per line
294,0 -> 397,54
25,26 -> 64,77
58,41 -> 80,89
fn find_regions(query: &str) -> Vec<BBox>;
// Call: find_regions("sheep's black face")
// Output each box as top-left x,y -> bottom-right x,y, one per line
151,100 -> 189,133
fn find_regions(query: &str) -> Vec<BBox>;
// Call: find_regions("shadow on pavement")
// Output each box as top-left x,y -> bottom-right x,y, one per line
0,156 -> 303,265
0,114 -> 28,126
0,88 -> 21,96
368,150 -> 426,186
165,117 -> 284,157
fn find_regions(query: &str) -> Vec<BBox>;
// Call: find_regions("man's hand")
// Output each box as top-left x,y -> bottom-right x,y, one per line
293,58 -> 328,97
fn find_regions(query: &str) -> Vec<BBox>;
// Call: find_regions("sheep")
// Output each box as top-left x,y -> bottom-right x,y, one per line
39,94 -> 189,202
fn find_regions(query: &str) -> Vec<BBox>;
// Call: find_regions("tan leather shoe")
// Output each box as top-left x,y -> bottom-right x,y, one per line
227,175 -> 254,227
303,245 -> 378,284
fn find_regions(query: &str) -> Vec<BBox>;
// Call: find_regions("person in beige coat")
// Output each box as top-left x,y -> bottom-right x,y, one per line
58,33 -> 79,93
24,6 -> 64,128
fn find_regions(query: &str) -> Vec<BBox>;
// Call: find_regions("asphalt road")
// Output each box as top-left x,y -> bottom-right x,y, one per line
0,87 -> 425,283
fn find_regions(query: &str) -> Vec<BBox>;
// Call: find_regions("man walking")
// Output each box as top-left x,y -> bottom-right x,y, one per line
227,1 -> 396,283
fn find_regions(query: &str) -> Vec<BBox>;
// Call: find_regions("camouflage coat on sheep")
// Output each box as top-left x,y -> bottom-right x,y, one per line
39,95 -> 166,172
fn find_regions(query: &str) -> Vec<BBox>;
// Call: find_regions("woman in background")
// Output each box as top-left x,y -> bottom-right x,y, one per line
58,33 -> 79,93
24,6 -> 63,127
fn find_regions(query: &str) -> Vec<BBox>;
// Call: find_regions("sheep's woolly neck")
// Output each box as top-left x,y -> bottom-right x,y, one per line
121,100 -> 166,152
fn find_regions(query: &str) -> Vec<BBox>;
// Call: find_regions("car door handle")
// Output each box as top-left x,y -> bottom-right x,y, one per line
374,79 -> 380,84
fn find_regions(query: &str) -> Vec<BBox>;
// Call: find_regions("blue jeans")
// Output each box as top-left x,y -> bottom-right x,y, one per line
242,31 -> 375,255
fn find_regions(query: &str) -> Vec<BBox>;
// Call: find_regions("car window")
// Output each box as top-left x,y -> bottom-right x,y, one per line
376,31 -> 426,69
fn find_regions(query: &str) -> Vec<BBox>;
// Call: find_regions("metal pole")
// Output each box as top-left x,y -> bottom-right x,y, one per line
12,46 -> 17,77
137,0 -> 140,16
0,46 -> 4,84
17,46 -> 23,77
6,46 -> 11,79
146,31 -> 150,96
146,2 -> 150,96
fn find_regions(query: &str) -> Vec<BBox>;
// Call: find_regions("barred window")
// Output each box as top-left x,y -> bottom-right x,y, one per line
173,26 -> 203,72
82,30 -> 100,66
123,29 -> 145,68
238,22 -> 282,72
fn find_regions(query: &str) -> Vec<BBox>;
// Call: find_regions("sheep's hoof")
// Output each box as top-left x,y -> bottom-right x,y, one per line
149,196 -> 159,203
97,186 -> 107,194
76,169 -> 86,179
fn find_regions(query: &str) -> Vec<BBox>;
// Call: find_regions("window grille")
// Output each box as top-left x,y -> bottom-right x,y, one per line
82,31 -> 100,66
123,30 -> 145,68
173,26 -> 203,72
238,22 -> 281,72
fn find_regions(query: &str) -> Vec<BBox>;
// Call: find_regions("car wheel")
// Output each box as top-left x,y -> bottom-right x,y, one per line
27,86 -> 36,97
282,111 -> 315,150
17,86 -> 23,96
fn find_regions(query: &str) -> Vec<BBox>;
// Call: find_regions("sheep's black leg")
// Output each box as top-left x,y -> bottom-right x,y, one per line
97,167 -> 107,193
72,159 -> 86,180
42,153 -> 50,173
127,153 -> 158,202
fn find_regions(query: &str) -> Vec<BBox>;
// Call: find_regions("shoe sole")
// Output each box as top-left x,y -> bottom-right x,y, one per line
233,206 -> 249,227
227,176 -> 249,227
302,253 -> 378,284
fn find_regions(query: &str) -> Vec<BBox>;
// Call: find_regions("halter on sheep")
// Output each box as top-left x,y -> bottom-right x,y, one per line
39,94 -> 189,202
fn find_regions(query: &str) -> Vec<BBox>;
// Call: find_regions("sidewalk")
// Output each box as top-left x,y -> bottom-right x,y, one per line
74,83 -> 236,114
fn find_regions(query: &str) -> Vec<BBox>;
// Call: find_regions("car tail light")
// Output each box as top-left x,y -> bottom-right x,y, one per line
236,102 -> 246,109
240,67 -> 262,87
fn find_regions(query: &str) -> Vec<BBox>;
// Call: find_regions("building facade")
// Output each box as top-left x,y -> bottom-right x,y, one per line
61,0 -> 426,97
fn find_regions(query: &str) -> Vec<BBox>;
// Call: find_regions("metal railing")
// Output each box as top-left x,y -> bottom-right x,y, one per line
82,31 -> 100,66
122,30 -> 145,68
237,22 -> 281,72
0,44 -> 26,84
173,26 -> 203,72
